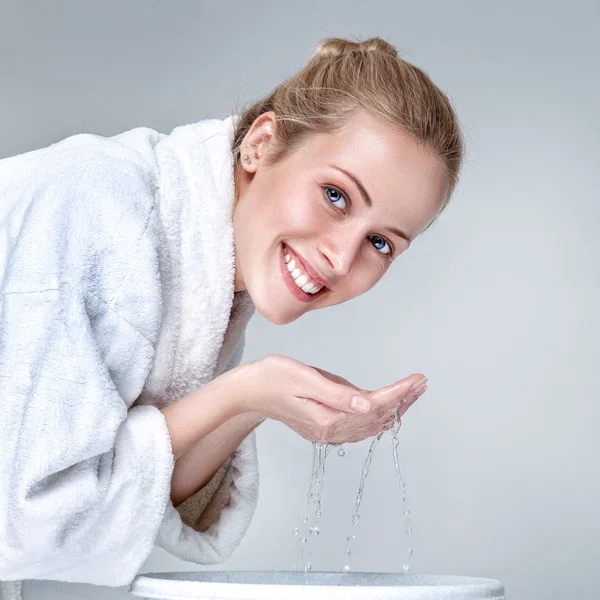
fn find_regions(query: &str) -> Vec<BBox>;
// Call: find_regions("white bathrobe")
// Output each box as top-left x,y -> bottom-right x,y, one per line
0,116 -> 259,593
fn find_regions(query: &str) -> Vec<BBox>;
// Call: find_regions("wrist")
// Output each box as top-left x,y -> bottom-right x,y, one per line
221,362 -> 265,417
232,410 -> 267,432
161,370 -> 247,460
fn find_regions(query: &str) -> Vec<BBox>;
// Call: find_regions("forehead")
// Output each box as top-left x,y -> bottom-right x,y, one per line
296,111 -> 448,232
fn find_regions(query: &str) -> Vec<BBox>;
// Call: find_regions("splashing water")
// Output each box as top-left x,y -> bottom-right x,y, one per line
342,431 -> 384,572
293,415 -> 416,575
294,442 -> 329,572
390,418 -> 414,572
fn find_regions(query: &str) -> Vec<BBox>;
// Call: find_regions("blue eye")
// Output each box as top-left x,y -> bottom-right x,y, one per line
370,235 -> 392,256
325,187 -> 347,210
324,186 -> 392,257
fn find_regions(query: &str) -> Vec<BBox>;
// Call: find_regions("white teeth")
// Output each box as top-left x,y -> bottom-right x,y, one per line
284,247 -> 323,294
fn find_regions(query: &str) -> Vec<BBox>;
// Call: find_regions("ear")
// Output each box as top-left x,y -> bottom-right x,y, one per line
240,111 -> 276,174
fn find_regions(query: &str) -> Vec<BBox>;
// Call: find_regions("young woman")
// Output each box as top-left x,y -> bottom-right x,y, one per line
0,37 -> 463,590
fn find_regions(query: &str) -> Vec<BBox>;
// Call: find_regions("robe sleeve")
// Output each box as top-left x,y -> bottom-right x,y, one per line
0,287 -> 175,586
155,332 -> 260,564
0,134 -> 175,586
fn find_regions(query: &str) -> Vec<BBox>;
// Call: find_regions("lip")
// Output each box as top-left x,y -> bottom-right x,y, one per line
280,243 -> 329,303
283,243 -> 331,290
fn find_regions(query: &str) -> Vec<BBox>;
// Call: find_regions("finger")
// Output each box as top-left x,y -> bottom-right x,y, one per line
328,400 -> 396,439
397,384 -> 427,419
308,366 -> 366,394
367,381 -> 411,408
302,367 -> 372,414
297,395 -> 357,443
367,374 -> 424,407
398,380 -> 425,407
380,414 -> 395,431
332,410 -> 393,442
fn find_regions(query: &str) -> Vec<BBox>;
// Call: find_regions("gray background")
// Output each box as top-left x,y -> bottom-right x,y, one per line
1,1 -> 599,599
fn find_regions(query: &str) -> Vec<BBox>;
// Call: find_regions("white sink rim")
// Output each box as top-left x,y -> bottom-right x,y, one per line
129,571 -> 506,600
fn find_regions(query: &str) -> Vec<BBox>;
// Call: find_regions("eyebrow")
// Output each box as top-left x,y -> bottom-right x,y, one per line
329,164 -> 412,244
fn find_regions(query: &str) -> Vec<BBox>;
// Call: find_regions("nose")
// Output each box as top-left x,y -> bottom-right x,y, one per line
317,229 -> 363,278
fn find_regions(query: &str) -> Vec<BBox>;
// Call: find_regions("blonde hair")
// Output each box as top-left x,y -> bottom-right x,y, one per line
232,36 -> 464,223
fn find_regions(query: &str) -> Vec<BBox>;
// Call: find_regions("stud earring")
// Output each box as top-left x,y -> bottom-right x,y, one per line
243,153 -> 251,165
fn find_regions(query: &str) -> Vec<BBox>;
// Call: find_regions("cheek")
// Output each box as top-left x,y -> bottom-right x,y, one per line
363,254 -> 391,286
268,186 -> 326,234
342,262 -> 386,300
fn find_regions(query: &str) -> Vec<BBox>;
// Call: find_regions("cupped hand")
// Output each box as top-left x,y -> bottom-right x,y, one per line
307,366 -> 428,443
230,354 -> 428,444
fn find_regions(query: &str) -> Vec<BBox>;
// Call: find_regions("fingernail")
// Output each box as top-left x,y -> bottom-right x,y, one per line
410,377 -> 428,393
350,395 -> 371,413
414,383 -> 428,396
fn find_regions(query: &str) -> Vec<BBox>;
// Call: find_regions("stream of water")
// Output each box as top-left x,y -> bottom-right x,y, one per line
293,418 -> 414,574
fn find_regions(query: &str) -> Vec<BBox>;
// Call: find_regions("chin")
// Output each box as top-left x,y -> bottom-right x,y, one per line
255,303 -> 299,326
247,288 -> 300,326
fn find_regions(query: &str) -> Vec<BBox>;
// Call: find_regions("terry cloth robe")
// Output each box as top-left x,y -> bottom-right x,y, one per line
0,116 -> 259,596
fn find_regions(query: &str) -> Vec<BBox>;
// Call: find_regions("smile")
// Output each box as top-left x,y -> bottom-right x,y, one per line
280,243 -> 328,303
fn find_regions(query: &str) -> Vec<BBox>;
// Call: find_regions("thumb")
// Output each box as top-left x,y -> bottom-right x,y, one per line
368,374 -> 426,402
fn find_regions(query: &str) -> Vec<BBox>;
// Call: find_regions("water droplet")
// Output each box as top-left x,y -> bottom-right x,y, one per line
391,437 -> 415,569
316,510 -> 322,518
352,514 -> 360,525
300,537 -> 308,544
343,565 -> 351,572
305,562 -> 312,571
346,535 -> 355,542
309,526 -> 320,536
303,517 -> 309,524
293,528 -> 300,536
345,549 -> 352,556
337,448 -> 346,457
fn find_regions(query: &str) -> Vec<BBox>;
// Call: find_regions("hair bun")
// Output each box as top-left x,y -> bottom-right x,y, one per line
359,38 -> 398,57
314,37 -> 399,60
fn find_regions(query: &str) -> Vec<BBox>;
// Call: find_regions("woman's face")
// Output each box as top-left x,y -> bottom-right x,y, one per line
233,110 -> 449,325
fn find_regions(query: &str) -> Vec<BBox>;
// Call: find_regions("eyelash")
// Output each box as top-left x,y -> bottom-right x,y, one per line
323,186 -> 394,257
